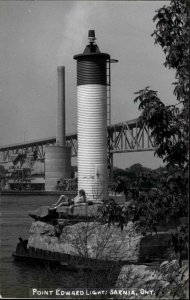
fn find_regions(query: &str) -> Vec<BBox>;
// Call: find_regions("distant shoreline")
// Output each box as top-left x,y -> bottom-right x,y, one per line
0,190 -> 77,196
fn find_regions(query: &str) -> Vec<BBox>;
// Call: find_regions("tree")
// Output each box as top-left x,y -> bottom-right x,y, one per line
134,0 -> 189,169
133,0 -> 189,263
0,165 -> 7,179
152,0 -> 189,108
103,0 -> 189,265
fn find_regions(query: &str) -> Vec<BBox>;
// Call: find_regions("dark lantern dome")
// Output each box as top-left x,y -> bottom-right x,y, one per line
73,30 -> 110,60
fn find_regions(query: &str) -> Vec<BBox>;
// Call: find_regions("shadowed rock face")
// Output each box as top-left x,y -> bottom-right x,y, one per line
29,206 -> 58,221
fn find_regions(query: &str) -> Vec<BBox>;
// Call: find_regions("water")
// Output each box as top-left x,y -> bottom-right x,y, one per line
1,194 -> 110,298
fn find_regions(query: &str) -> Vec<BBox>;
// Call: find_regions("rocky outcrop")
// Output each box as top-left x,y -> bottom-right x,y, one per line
27,218 -> 173,265
29,202 -> 103,222
115,260 -> 189,299
27,221 -> 142,262
29,206 -> 58,221
57,202 -> 103,218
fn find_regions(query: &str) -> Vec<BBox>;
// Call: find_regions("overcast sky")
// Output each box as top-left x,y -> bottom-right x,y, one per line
0,1 -> 176,169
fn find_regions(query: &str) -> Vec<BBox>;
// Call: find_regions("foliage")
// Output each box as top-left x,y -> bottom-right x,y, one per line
134,0 -> 189,168
132,0 -> 189,259
134,87 -> 188,168
152,0 -> 189,107
150,0 -> 189,167
61,221 -> 124,288
100,198 -> 128,230
104,0 -> 189,265
133,0 -> 189,262
0,165 -> 7,178
111,164 -> 158,195
116,260 -> 189,300
157,260 -> 189,299
127,163 -> 151,174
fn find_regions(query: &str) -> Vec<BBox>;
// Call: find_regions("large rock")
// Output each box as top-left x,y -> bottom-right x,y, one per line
27,220 -> 173,264
29,202 -> 103,221
29,206 -> 58,221
115,261 -> 189,299
115,264 -> 165,299
57,202 -> 103,218
27,221 -> 142,262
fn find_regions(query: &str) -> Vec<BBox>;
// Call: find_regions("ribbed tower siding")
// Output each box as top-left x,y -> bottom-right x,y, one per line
45,66 -> 71,191
74,47 -> 110,201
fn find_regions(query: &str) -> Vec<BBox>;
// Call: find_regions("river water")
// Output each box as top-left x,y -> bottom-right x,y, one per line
1,194 -> 115,298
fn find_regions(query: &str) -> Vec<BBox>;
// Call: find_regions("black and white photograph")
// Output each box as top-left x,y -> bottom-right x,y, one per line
0,0 -> 189,298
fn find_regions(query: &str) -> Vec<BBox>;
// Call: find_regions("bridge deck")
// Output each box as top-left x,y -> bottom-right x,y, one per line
0,118 -> 155,163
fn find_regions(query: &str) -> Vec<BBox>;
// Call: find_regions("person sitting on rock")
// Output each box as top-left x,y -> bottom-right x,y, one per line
73,189 -> 87,204
50,189 -> 87,210
70,189 -> 87,210
50,194 -> 69,209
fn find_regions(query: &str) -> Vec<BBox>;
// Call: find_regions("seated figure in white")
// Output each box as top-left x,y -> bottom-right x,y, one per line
50,189 -> 87,209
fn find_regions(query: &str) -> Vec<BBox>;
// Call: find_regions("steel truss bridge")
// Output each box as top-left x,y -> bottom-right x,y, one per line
0,117 -> 156,167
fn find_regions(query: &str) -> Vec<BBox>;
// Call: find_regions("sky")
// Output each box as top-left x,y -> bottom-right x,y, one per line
0,1 -> 176,169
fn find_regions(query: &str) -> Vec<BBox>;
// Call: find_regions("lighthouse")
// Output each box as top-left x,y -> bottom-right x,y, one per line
74,30 -> 110,201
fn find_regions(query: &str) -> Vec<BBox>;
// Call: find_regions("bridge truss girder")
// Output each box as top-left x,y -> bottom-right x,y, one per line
109,118 -> 155,154
0,118 -> 155,165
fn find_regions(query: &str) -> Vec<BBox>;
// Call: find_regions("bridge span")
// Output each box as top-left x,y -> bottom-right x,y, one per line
0,117 -> 155,164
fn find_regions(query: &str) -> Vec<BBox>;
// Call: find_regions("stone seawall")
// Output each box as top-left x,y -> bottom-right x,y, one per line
28,221 -> 143,262
27,219 -> 171,264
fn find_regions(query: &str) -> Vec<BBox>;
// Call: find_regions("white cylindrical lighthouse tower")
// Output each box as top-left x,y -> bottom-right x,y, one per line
74,30 -> 110,201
